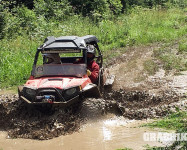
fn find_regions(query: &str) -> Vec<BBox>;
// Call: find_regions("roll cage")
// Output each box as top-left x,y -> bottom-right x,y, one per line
31,35 -> 103,76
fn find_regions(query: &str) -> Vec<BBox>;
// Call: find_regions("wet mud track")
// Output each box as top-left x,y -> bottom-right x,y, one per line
0,95 -> 82,140
105,90 -> 186,119
0,89 -> 186,140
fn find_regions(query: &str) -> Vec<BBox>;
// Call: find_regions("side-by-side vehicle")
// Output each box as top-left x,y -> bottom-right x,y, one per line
18,35 -> 114,106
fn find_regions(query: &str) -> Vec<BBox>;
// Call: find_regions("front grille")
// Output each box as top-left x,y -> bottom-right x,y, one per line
34,88 -> 63,102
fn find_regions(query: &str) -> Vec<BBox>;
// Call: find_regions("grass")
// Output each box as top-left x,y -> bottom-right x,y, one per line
143,59 -> 159,75
179,38 -> 187,53
143,111 -> 187,130
127,8 -> 187,45
0,7 -> 187,88
0,37 -> 39,88
153,36 -> 187,72
142,111 -> 187,150
160,54 -> 184,71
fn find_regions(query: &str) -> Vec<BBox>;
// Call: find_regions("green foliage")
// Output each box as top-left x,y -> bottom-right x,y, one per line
96,19 -> 129,49
107,0 -> 123,15
160,54 -> 183,71
127,7 -> 187,45
3,11 -> 22,38
0,1 -> 10,39
0,6 -> 186,88
153,35 -> 187,72
14,6 -> 37,33
0,11 -> 6,39
179,38 -> 187,53
0,37 -> 40,87
169,0 -> 187,8
144,111 -> 187,130
121,0 -> 168,9
68,0 -> 111,20
0,0 -> 186,37
122,0 -> 187,9
34,0 -> 72,20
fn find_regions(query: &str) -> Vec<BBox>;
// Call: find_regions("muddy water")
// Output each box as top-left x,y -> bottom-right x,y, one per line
0,114 -> 164,150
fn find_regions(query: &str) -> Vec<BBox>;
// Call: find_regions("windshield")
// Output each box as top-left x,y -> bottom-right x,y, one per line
34,64 -> 86,78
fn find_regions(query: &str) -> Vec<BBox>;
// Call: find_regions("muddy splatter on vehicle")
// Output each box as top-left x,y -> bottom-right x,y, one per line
18,35 -> 114,106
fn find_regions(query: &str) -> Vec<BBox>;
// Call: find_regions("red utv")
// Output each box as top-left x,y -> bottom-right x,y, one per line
18,35 -> 114,106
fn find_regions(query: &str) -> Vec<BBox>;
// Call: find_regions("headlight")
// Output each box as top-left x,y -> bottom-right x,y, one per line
65,87 -> 77,96
25,88 -> 36,96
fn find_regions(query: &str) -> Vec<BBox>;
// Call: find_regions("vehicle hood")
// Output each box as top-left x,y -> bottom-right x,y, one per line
25,77 -> 90,89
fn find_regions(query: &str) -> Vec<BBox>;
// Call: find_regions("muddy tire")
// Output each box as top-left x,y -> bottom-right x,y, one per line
98,68 -> 104,94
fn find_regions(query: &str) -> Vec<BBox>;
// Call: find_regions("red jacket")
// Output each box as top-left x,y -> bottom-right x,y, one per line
87,60 -> 99,83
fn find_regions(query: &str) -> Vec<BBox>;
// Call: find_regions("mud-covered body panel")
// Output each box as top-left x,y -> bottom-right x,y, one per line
25,76 -> 91,90
19,75 -> 96,105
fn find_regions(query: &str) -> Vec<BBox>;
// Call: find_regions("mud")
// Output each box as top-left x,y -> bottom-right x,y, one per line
105,90 -> 186,119
0,116 -> 166,150
0,88 -> 186,140
0,94 -> 82,140
0,95 -> 116,140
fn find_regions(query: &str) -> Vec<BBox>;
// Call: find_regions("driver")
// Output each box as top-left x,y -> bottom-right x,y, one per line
43,53 -> 61,64
86,45 -> 100,83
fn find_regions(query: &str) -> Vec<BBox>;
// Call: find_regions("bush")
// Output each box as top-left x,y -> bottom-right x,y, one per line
68,0 -> 123,20
107,0 -> 123,15
0,1 -> 9,39
33,0 -> 73,20
14,6 -> 37,33
170,0 -> 187,8
3,11 -> 22,38
0,12 -> 6,39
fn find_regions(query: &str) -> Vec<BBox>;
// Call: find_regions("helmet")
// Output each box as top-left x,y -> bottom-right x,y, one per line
87,45 -> 96,55
43,53 -> 61,64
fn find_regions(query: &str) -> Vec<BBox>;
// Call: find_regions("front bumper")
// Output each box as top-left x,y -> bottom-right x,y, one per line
19,86 -> 82,106
20,95 -> 80,106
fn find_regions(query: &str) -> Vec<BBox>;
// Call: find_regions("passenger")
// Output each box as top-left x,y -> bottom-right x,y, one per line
44,53 -> 61,64
86,45 -> 100,83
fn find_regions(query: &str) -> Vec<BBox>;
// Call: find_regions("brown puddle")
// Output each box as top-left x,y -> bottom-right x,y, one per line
0,114 -> 165,150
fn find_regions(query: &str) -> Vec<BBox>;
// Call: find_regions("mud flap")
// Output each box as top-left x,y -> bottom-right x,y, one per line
82,83 -> 101,98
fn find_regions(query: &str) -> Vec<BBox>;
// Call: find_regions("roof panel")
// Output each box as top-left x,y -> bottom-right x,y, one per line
38,35 -> 98,51
45,41 -> 77,49
56,36 -> 78,41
